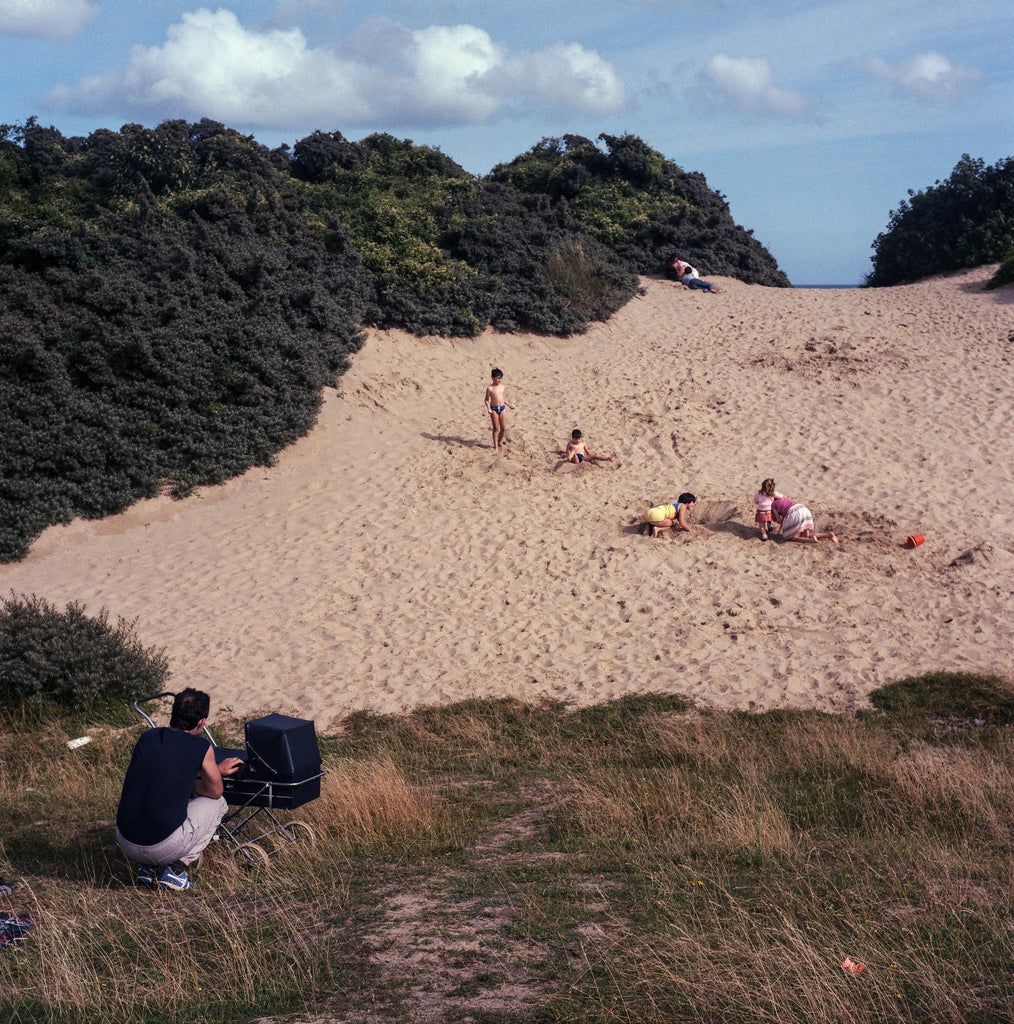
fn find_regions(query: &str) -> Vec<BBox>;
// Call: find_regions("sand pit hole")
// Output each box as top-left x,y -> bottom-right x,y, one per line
949,542 -> 1014,570
698,500 -> 739,525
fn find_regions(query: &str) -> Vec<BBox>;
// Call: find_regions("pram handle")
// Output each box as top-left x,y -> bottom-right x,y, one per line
132,692 -> 176,728
131,691 -> 220,746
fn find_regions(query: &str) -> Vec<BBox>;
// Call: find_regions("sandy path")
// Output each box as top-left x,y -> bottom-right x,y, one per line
4,267 -> 1012,727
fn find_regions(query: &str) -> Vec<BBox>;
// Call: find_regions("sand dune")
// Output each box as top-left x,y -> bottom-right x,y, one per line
4,266 -> 1013,728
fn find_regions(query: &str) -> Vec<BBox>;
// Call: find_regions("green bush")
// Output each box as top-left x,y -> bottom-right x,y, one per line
440,182 -> 638,333
0,120 -> 370,562
869,671 -> 1014,724
987,248 -> 1014,289
0,593 -> 169,710
490,133 -> 791,286
866,153 -> 1014,286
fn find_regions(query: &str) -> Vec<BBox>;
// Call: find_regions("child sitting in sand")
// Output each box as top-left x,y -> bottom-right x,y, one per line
563,429 -> 618,466
642,493 -> 701,537
753,477 -> 784,541
484,369 -> 516,453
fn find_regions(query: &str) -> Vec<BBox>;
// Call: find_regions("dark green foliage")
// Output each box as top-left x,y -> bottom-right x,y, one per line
490,133 -> 790,287
291,131 -> 639,335
2,118 -> 787,560
866,154 -> 1014,286
0,593 -> 169,710
295,131 -> 491,335
869,671 -> 1014,723
986,247 -> 1014,289
0,120 -> 370,562
440,183 -> 639,334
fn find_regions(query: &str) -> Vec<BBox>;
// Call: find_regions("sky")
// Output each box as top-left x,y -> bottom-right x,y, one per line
1,1 -> 1011,284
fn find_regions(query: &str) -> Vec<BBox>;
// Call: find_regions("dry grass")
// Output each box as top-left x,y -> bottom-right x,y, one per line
2,681 -> 1013,1023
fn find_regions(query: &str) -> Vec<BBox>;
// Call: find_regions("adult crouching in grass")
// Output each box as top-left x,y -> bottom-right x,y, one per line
115,688 -> 244,891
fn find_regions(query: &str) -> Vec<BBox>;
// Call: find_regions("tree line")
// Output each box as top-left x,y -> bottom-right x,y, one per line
866,153 -> 1014,287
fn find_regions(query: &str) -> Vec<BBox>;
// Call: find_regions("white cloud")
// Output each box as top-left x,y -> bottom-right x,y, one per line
703,54 -> 812,120
48,9 -> 365,125
496,43 -> 626,114
266,0 -> 347,30
404,24 -> 504,121
45,7 -> 625,130
858,51 -> 984,103
0,0 -> 97,39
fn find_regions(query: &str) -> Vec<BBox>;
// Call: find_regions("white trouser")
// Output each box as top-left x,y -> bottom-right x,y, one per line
116,795 -> 227,867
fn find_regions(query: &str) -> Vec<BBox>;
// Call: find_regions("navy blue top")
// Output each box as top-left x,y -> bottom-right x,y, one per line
116,728 -> 211,846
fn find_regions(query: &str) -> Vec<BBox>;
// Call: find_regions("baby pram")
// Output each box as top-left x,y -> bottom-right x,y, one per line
132,693 -> 326,868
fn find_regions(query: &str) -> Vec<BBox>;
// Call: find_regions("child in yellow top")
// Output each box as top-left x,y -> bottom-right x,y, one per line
642,493 -> 700,537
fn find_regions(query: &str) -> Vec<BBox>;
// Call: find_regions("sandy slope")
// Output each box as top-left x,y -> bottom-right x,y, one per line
4,267 -> 1013,728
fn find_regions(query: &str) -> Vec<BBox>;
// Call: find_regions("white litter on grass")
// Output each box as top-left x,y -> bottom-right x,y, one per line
67,736 -> 92,750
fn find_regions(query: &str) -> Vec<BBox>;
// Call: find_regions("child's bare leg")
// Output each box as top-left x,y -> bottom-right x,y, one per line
489,412 -> 501,450
787,529 -> 817,543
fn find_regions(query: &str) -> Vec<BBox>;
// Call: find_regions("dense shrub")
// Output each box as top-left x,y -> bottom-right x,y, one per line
295,132 -> 486,334
490,133 -> 790,287
0,121 -> 370,561
0,593 -> 169,710
441,183 -> 639,333
866,154 -> 1014,286
869,671 -> 1014,724
986,248 -> 1014,289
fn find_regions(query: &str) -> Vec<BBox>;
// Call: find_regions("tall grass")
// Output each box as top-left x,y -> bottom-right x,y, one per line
2,677 -> 1013,1022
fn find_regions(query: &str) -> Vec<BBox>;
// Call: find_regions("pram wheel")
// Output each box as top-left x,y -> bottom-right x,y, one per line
233,842 -> 270,870
282,821 -> 316,848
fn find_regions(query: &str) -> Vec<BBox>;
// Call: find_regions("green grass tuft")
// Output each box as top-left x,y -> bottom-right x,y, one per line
869,671 -> 1014,723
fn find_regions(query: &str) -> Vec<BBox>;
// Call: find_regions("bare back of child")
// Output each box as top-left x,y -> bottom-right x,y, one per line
484,369 -> 516,452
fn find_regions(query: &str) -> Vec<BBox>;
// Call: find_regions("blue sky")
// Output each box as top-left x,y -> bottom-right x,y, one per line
2,1 -> 1011,284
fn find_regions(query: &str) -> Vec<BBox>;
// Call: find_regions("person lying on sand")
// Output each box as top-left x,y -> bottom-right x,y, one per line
562,429 -> 618,466
667,255 -> 718,293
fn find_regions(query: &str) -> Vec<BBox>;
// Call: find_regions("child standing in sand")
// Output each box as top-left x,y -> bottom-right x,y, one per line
484,369 -> 516,452
563,429 -> 617,466
753,478 -> 784,541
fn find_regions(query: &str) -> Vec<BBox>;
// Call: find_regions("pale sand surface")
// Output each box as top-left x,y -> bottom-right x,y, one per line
4,266 -> 1013,728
